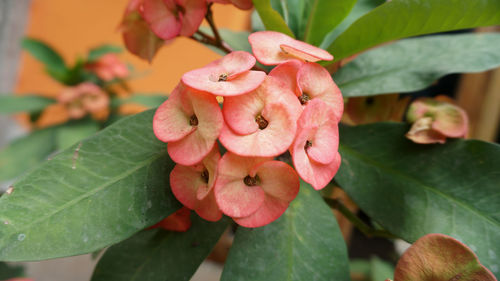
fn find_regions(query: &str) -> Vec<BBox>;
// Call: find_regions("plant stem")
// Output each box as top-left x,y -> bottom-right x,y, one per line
203,3 -> 233,54
324,197 -> 397,239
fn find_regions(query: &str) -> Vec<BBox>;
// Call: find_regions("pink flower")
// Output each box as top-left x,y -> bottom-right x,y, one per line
270,60 -> 344,121
219,76 -> 301,157
182,51 -> 266,96
207,0 -> 253,10
58,83 -> 109,120
120,0 -> 165,62
153,83 -> 223,165
406,96 -> 469,144
290,99 -> 341,190
150,207 -> 192,232
142,0 -> 207,40
249,31 -> 333,65
214,152 -> 300,227
86,53 -> 129,81
170,146 -> 222,221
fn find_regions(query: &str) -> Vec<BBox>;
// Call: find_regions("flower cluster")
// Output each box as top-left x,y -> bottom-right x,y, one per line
153,31 -> 344,227
406,96 -> 468,144
120,0 -> 253,61
58,82 -> 110,120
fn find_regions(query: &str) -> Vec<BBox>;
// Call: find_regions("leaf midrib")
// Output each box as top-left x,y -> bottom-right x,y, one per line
1,152 -> 165,244
339,143 -> 500,231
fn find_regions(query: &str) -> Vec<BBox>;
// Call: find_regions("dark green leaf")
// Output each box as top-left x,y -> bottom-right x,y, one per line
88,45 -> 123,62
252,0 -> 295,37
22,38 -> 67,73
0,127 -> 57,182
334,33 -> 500,97
270,0 -> 309,39
304,0 -> 357,46
327,0 -> 500,61
91,215 -> 229,281
0,95 -> 55,114
320,0 -> 385,49
0,262 -> 25,280
56,120 -> 100,150
111,94 -> 168,109
0,110 -> 181,261
221,183 -> 350,281
336,122 -> 500,278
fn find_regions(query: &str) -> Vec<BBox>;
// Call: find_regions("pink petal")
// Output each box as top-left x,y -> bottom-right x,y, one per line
150,207 -> 192,231
249,31 -> 333,65
234,196 -> 289,228
220,103 -> 296,157
296,99 -> 339,164
251,160 -> 300,201
195,190 -> 223,221
170,164 -> 204,209
406,117 -> 448,144
230,0 -> 253,10
269,59 -> 303,97
167,88 -> 223,165
182,51 -> 266,96
153,84 -> 195,143
432,106 -> 468,138
179,0 -> 207,37
297,62 -> 344,121
142,0 -> 182,40
214,153 -> 269,218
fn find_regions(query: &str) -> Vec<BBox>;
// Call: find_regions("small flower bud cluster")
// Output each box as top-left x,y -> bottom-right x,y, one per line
153,31 -> 344,227
58,83 -> 110,120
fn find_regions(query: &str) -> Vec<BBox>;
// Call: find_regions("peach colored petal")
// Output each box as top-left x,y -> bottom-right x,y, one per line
142,0 -> 182,40
249,31 -> 333,65
170,164 -> 204,209
297,62 -> 343,121
251,160 -> 300,201
432,105 -> 468,138
234,195 -> 289,227
195,190 -> 223,221
214,153 -> 269,218
151,207 -> 192,232
269,59 -> 303,97
220,103 -> 296,157
406,117 -> 447,144
153,84 -> 196,142
182,51 -> 266,96
178,0 -> 207,37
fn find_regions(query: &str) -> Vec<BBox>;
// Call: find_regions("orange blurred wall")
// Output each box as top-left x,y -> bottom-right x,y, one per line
16,0 -> 251,96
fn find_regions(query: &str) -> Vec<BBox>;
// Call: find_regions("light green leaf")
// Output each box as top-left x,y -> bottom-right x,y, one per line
327,0 -> 500,61
0,110 -> 181,261
91,215 -> 229,281
304,0 -> 357,46
111,94 -> 168,109
336,122 -> 500,278
0,95 -> 55,114
221,183 -> 350,281
88,45 -> 123,62
56,120 -> 100,150
22,38 -> 67,74
0,127 -> 57,182
270,0 -> 309,39
320,0 -> 385,49
334,33 -> 500,97
252,0 -> 295,37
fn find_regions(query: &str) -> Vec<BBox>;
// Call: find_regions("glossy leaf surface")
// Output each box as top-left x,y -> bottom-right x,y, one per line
334,33 -> 500,97
91,215 -> 229,281
55,120 -> 100,150
252,0 -> 294,37
0,110 -> 180,261
336,122 -> 500,278
221,183 -> 350,281
327,0 -> 500,61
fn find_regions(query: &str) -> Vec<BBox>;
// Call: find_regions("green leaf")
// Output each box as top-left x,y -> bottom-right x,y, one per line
56,120 -> 100,150
0,127 -> 57,182
221,183 -> 350,281
0,110 -> 181,261
327,0 -> 500,61
22,38 -> 67,74
252,0 -> 295,37
88,45 -> 123,62
91,215 -> 229,281
0,262 -> 25,280
0,95 -> 55,114
270,0 -> 309,39
111,94 -> 168,109
304,0 -> 357,46
350,257 -> 395,281
320,0 -> 385,49
334,33 -> 500,97
336,122 -> 500,278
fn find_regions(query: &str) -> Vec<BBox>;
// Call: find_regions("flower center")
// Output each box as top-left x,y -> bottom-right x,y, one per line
189,114 -> 199,126
218,73 -> 228,82
304,140 -> 313,151
298,93 -> 311,105
200,169 -> 209,184
244,175 -> 260,186
255,114 -> 269,130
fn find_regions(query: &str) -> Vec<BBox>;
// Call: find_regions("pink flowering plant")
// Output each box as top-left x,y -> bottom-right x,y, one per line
1,1 -> 500,281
